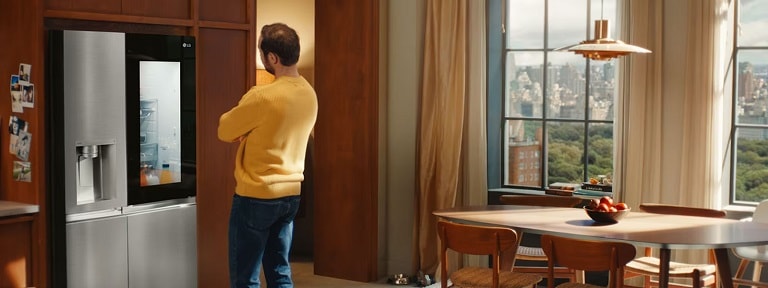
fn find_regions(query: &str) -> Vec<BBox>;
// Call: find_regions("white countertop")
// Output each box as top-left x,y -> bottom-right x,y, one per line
0,200 -> 39,218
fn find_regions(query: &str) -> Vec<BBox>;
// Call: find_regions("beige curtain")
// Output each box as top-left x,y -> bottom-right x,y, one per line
677,0 -> 729,209
414,0 -> 469,277
674,0 -> 730,265
617,0 -> 665,208
620,0 -> 730,266
460,0 -> 488,268
620,0 -> 728,210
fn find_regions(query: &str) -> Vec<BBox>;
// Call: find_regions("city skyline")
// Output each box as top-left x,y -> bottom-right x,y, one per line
505,58 -> 615,121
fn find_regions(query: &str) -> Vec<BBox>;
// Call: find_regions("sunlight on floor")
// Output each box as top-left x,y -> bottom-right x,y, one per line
254,258 -> 396,287
289,259 -> 393,287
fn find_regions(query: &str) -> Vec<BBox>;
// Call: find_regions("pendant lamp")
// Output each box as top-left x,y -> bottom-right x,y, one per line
557,1 -> 651,61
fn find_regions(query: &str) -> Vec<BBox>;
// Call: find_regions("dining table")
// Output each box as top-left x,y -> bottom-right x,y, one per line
433,204 -> 768,288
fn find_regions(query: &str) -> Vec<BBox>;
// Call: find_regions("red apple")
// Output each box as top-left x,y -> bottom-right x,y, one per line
599,196 -> 614,207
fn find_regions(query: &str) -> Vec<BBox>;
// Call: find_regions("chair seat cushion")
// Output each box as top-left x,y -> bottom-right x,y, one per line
625,256 -> 716,276
451,267 -> 542,288
517,246 -> 547,261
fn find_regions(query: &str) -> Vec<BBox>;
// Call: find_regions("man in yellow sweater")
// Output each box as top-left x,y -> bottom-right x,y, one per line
218,23 -> 317,288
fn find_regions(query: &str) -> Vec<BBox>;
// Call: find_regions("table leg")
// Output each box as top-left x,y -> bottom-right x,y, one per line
714,248 -> 734,288
658,248 -> 671,288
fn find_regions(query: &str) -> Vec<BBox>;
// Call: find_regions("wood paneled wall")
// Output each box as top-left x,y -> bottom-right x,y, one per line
196,27 -> 250,288
0,0 -> 45,287
0,0 -> 45,227
313,0 -> 380,282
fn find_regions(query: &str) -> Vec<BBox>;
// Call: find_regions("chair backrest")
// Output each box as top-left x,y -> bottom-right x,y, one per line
638,203 -> 726,263
499,195 -> 582,208
437,220 -> 519,288
638,203 -> 727,218
752,200 -> 768,223
541,234 -> 636,288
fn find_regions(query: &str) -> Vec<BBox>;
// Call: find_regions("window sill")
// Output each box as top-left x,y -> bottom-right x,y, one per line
488,187 -> 547,196
487,187 -> 602,205
488,189 -> 756,219
488,187 -> 607,198
723,204 -> 754,220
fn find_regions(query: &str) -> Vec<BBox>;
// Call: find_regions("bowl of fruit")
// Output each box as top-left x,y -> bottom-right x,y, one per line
584,196 -> 630,224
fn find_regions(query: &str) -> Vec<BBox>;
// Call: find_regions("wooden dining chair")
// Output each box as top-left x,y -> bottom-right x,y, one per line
437,220 -> 543,288
498,195 -> 584,282
623,203 -> 726,288
732,199 -> 768,287
540,234 -> 636,288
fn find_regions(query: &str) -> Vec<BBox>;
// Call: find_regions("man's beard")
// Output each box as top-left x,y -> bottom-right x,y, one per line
264,62 -> 275,75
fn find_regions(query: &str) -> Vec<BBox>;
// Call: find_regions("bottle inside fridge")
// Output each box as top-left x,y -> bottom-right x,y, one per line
159,163 -> 172,184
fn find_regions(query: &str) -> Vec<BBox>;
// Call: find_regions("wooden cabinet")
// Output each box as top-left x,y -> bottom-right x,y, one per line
45,0 -> 192,19
45,0 -> 122,14
0,216 -> 34,288
199,0 -> 249,23
122,0 -> 191,19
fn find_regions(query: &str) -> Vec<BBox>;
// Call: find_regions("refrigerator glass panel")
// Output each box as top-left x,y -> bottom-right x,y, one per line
125,33 -> 196,205
139,61 -> 182,186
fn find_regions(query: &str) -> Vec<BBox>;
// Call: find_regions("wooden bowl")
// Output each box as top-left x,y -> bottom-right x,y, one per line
584,207 -> 630,223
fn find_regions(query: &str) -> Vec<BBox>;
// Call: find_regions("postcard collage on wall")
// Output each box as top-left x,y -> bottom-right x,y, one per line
9,63 -> 34,182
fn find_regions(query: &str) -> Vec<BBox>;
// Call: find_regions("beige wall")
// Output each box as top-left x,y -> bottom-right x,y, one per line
256,0 -> 315,85
382,0 -> 424,275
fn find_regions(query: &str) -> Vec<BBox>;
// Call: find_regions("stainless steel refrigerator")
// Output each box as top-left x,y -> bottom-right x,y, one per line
47,30 -> 197,288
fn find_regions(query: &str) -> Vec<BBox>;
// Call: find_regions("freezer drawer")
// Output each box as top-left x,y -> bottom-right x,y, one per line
127,203 -> 196,288
66,215 -> 128,288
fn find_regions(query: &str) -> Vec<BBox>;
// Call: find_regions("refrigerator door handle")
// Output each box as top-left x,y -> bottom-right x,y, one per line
122,197 -> 196,215
66,208 -> 123,222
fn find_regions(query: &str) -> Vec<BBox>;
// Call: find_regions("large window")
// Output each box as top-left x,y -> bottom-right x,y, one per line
732,0 -> 768,203
499,0 -> 618,188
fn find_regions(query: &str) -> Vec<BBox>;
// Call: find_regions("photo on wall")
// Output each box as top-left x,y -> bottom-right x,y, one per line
22,83 -> 34,108
10,75 -> 23,113
19,63 -> 31,84
13,161 -> 31,182
15,130 -> 31,161
8,115 -> 28,155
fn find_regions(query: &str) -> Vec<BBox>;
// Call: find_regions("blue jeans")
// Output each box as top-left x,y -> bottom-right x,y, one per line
229,194 -> 301,288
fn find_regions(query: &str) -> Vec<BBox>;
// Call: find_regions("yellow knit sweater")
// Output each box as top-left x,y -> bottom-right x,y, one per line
218,76 -> 317,199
